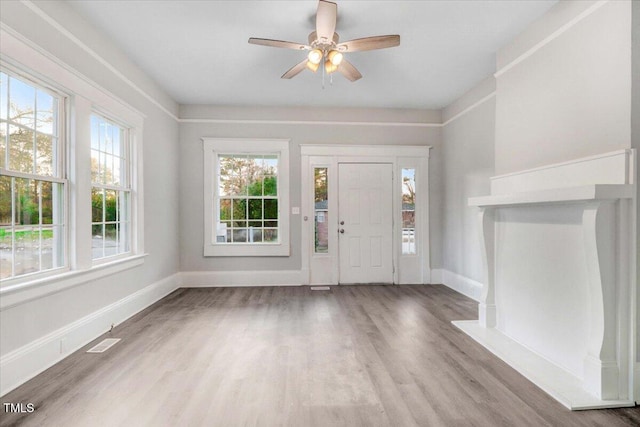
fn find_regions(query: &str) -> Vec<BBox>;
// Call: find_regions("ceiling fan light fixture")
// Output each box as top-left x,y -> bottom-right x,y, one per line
308,49 -> 323,65
249,0 -> 398,83
327,50 -> 343,66
324,59 -> 338,74
306,60 -> 320,72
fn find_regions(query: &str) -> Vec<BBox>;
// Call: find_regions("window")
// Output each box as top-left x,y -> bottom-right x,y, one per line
314,167 -> 328,254
90,114 -> 130,260
0,40 -> 144,302
0,70 -> 66,280
217,154 -> 278,244
203,138 -> 290,257
401,168 -> 416,254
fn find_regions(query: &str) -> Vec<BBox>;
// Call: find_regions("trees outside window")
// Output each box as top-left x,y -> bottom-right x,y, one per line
217,154 -> 279,243
402,168 -> 416,254
0,71 -> 65,280
90,114 -> 130,259
314,167 -> 328,253
204,138 -> 290,257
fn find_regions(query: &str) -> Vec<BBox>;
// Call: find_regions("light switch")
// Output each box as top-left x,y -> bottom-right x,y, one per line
292,207 -> 300,215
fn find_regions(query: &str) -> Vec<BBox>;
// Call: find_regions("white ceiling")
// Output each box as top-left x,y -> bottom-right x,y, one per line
67,0 -> 557,110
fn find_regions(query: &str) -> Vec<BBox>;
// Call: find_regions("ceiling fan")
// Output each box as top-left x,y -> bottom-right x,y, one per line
248,0 -> 400,82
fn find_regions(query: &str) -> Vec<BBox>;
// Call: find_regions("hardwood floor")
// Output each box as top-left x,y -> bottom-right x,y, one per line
2,285 -> 639,426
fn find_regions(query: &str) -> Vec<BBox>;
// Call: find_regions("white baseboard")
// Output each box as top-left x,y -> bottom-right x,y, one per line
0,273 -> 180,397
439,269 -> 482,301
636,363 -> 640,404
180,270 -> 302,287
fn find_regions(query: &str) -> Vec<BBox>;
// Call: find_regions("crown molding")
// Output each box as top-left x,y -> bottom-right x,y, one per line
1,24 -> 148,121
179,118 -> 441,127
10,0 -> 499,129
441,92 -> 496,127
494,0 -> 609,78
18,0 -> 179,121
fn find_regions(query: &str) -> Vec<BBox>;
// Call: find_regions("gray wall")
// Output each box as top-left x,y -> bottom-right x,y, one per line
632,0 -> 640,363
442,77 -> 495,283
494,0 -> 632,175
178,106 -> 443,273
0,1 -> 180,355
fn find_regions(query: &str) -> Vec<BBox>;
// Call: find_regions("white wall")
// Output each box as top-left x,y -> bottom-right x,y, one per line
495,0 -> 632,175
441,77 -> 495,298
0,0 -> 180,387
178,106 -> 443,275
496,205 -> 590,377
490,0 -> 636,380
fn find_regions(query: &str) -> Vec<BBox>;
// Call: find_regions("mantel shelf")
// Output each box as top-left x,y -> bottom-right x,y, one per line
468,184 -> 633,208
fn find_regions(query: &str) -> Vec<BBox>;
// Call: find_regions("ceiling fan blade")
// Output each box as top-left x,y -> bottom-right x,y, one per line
337,59 -> 362,82
316,0 -> 337,42
337,35 -> 400,52
248,38 -> 309,50
281,59 -> 308,79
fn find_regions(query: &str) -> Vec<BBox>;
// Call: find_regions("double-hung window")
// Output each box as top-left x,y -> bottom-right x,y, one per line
0,35 -> 144,302
203,138 -> 290,257
90,114 -> 131,260
0,70 -> 66,280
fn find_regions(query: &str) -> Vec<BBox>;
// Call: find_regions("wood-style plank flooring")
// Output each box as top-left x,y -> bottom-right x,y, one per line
2,285 -> 639,426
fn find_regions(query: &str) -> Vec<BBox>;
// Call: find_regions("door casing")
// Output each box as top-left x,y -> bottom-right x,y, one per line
300,144 -> 432,286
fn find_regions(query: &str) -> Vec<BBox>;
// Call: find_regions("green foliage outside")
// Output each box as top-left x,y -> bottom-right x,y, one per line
313,168 -> 328,252
314,168 -> 327,203
0,228 -> 54,245
0,176 -> 54,226
91,189 -> 119,223
1,76 -> 56,228
218,156 -> 278,226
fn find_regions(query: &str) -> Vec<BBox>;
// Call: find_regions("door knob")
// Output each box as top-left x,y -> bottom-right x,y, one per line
339,229 -> 345,234
340,221 -> 345,225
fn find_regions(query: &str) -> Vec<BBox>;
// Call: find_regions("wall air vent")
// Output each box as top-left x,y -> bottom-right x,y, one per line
86,338 -> 121,353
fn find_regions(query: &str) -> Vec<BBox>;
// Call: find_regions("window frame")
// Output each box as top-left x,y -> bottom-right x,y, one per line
400,167 -> 417,255
89,113 -> 133,263
0,40 -> 145,303
203,138 -> 290,257
313,166 -> 329,255
0,66 -> 69,282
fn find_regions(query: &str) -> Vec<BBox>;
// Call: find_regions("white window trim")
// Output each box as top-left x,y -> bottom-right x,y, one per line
89,113 -> 134,263
0,66 -> 68,281
0,29 -> 145,305
202,138 -> 290,257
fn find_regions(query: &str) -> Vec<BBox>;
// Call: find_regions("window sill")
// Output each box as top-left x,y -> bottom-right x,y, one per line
204,243 -> 290,257
0,254 -> 148,310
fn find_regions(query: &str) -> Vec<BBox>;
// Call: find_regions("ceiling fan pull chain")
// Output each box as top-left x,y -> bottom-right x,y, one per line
322,59 -> 326,89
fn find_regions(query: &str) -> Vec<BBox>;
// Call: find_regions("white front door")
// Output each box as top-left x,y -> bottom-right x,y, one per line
338,163 -> 393,284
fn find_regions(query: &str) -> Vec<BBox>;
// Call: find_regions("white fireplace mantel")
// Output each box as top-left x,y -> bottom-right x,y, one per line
468,184 -> 633,208
453,149 -> 637,410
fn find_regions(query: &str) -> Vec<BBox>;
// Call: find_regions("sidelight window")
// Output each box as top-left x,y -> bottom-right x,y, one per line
314,167 -> 328,253
401,168 -> 416,254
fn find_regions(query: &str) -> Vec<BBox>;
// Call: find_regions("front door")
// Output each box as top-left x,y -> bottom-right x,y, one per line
338,163 -> 393,284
